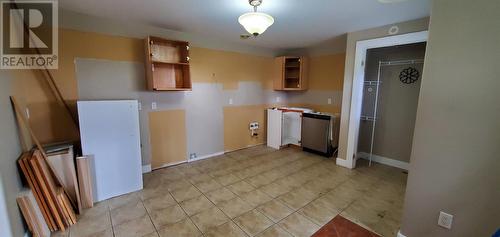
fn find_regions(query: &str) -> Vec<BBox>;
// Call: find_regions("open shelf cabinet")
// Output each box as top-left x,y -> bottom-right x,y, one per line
144,36 -> 192,91
273,56 -> 309,91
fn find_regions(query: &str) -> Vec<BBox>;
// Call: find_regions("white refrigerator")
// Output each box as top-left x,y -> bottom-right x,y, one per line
77,100 -> 143,201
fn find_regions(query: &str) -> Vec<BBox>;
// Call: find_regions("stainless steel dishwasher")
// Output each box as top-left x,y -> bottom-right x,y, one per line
301,112 -> 338,157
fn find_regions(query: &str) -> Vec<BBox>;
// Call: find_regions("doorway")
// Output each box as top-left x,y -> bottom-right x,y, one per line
343,31 -> 428,169
357,42 -> 426,169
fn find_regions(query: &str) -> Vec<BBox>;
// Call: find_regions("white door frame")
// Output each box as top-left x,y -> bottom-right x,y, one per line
343,30 -> 428,169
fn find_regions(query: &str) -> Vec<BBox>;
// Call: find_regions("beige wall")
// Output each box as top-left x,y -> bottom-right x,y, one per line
0,71 -> 27,237
400,0 -> 500,236
338,18 -> 429,163
16,27 -> 346,169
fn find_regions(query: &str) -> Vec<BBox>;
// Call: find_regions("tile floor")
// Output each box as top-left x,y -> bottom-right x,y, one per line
52,145 -> 407,237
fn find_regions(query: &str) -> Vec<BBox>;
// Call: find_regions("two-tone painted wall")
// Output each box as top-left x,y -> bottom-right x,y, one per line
12,21 -> 345,170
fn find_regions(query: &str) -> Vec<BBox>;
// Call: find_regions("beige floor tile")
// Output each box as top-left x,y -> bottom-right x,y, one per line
260,182 -> 291,198
157,218 -> 202,237
78,201 -> 109,221
108,192 -> 140,210
165,179 -> 192,191
217,197 -> 254,219
188,173 -> 212,184
113,215 -> 156,237
239,189 -> 272,208
143,193 -> 176,213
180,195 -> 214,216
205,221 -> 247,237
208,168 -> 232,178
205,187 -> 237,205
278,188 -> 316,211
171,185 -> 202,202
340,200 -> 385,228
109,146 -> 407,237
234,210 -> 274,236
228,180 -> 255,196
51,229 -> 69,237
256,225 -> 293,237
191,206 -> 229,233
138,186 -> 170,201
142,232 -> 160,237
257,199 -> 293,223
297,200 -> 340,226
261,170 -> 285,182
278,212 -> 320,237
111,201 -> 147,226
246,174 -> 272,188
70,212 -> 111,237
194,179 -> 223,193
73,228 -> 113,237
215,173 -> 241,186
149,204 -> 187,228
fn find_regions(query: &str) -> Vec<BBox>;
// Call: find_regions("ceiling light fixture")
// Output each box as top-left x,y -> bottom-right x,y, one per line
238,0 -> 274,37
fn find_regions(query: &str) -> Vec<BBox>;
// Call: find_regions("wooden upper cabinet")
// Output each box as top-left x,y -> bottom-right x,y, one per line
273,56 -> 309,91
144,36 -> 192,91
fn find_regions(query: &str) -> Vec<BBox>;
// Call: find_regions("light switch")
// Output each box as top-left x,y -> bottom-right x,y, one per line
151,102 -> 157,110
327,98 -> 332,104
138,102 -> 142,110
229,98 -> 233,105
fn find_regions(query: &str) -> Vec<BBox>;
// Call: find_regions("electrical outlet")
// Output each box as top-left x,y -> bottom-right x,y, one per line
190,153 -> 197,159
249,122 -> 259,130
229,98 -> 233,105
151,102 -> 157,110
276,97 -> 281,103
138,102 -> 142,110
438,211 -> 453,229
327,98 -> 332,104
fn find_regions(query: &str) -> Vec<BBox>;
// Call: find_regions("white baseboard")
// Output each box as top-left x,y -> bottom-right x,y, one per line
188,151 -> 225,162
142,164 -> 152,173
225,143 -> 266,153
336,157 -> 355,169
397,230 -> 407,237
152,160 -> 186,170
357,152 -> 409,170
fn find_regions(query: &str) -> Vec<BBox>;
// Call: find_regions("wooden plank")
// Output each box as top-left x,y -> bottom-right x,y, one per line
76,156 -> 94,208
55,191 -> 71,226
25,191 -> 51,237
18,153 -> 56,231
46,146 -> 82,213
29,151 -> 66,231
17,197 -> 35,235
58,189 -> 76,225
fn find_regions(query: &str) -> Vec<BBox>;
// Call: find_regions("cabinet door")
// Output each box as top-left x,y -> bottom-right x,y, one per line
267,109 -> 282,149
273,57 -> 285,90
299,57 -> 309,90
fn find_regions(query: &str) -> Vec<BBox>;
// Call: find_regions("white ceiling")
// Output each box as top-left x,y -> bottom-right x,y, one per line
59,0 -> 431,50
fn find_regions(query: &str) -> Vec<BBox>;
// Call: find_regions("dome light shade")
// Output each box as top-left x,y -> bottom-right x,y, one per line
238,12 -> 274,36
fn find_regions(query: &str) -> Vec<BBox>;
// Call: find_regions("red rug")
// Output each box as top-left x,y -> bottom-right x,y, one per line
312,215 -> 381,237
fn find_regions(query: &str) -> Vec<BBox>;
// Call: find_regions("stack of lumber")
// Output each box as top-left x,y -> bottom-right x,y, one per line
18,149 -> 77,232
11,97 -> 94,235
17,190 -> 51,237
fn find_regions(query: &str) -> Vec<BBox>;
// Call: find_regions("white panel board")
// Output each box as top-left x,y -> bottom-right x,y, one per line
266,109 -> 282,149
77,100 -> 143,201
